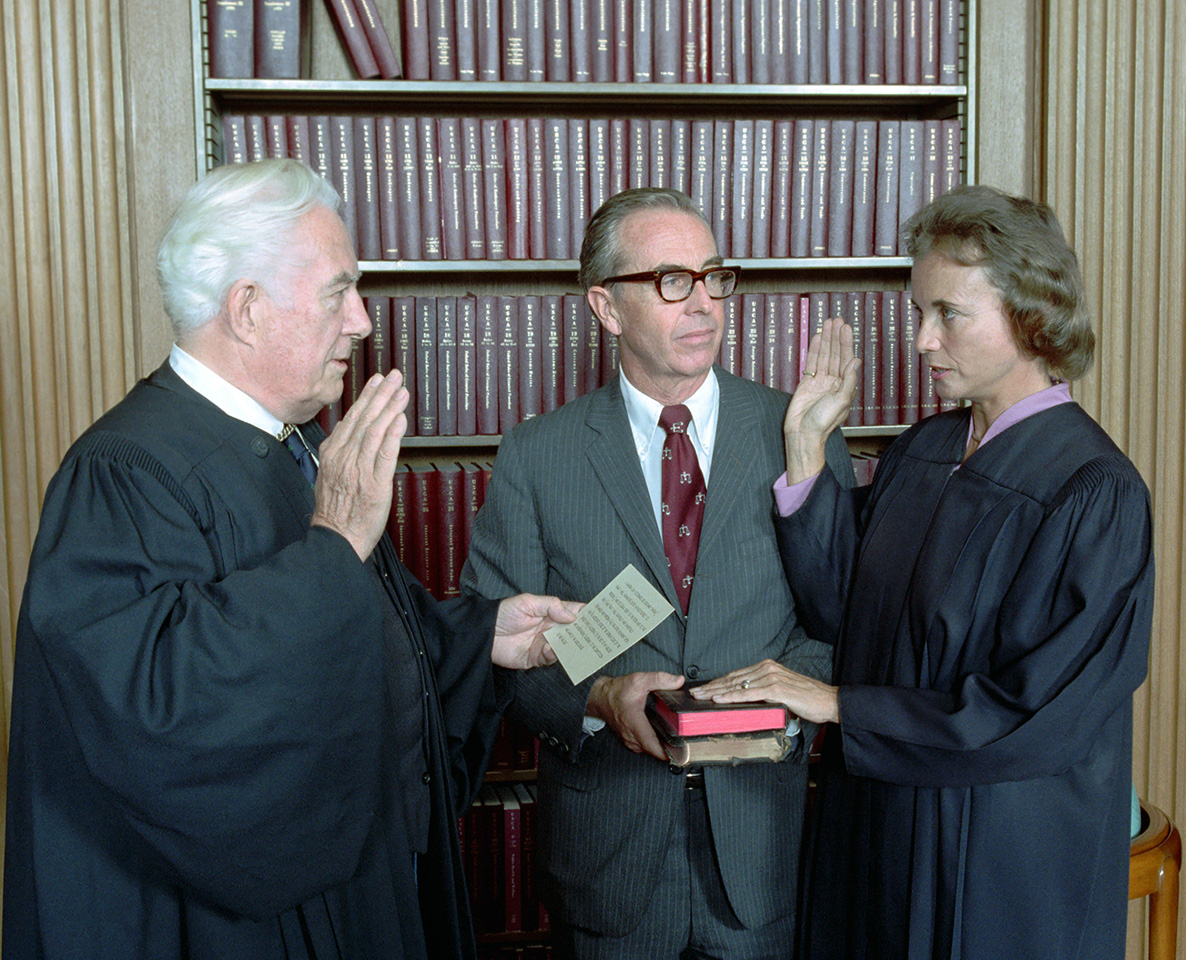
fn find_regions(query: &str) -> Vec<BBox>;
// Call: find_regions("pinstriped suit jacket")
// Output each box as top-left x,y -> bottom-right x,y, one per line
461,367 -> 852,937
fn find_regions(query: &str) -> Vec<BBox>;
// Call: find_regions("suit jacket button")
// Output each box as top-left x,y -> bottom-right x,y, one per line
422,773 -> 431,784
250,437 -> 269,457
686,664 -> 700,679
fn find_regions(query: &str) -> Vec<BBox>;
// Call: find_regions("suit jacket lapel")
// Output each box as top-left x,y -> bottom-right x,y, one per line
583,379 -> 681,612
698,371 -> 763,563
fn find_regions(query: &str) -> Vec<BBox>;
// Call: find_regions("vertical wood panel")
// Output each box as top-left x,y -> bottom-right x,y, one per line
1042,0 -> 1186,953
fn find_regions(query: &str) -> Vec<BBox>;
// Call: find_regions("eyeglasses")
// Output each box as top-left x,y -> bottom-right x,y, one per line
600,266 -> 741,302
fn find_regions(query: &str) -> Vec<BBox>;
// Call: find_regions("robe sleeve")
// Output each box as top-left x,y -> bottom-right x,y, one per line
21,440 -> 397,919
838,458 -> 1153,787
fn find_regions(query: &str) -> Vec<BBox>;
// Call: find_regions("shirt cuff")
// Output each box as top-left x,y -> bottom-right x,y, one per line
773,471 -> 821,517
582,716 -> 606,735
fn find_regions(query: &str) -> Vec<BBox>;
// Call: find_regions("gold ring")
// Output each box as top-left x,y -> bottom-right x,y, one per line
804,370 -> 816,377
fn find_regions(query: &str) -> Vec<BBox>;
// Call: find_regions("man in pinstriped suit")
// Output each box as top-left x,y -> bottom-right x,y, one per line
462,188 -> 853,958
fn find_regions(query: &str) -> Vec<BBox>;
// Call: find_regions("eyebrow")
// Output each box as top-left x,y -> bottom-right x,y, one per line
324,270 -> 362,293
648,255 -> 726,272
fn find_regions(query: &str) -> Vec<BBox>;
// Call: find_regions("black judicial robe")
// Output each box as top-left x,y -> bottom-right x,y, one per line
777,404 -> 1152,960
4,363 -> 506,960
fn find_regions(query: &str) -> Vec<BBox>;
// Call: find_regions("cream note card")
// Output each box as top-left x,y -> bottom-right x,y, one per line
548,564 -> 675,685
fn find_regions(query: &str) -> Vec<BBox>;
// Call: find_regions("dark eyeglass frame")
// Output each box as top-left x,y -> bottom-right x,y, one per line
599,266 -> 742,302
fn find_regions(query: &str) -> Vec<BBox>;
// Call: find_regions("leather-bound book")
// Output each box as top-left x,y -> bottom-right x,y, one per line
208,0 -> 253,78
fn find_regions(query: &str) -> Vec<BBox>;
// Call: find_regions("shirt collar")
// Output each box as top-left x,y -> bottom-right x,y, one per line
619,367 -> 719,459
169,343 -> 287,439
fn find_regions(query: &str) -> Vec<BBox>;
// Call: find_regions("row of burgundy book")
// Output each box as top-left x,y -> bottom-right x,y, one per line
210,0 -> 960,87
223,112 -> 961,261
337,290 -> 946,447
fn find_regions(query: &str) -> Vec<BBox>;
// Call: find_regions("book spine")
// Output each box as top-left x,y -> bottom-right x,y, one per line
938,0 -> 958,83
902,0 -> 921,84
628,119 -> 649,190
505,118 -> 530,260
922,119 -> 941,205
879,289 -> 900,425
513,784 -> 539,930
711,120 -> 732,256
670,120 -> 691,197
460,118 -> 486,258
585,291 -> 602,388
874,120 -> 900,256
569,119 -> 590,255
864,0 -> 884,81
681,0 -> 698,82
563,294 -> 588,404
329,116 -> 359,253
788,0 -> 809,83
476,296 -> 500,434
653,0 -> 680,82
222,114 -> 248,164
456,0 -> 478,80
526,0 -> 547,81
325,0 -> 381,78
255,0 -> 302,78
843,0 -> 862,83
588,119 -> 611,222
408,465 -> 439,595
309,113 -> 333,183
437,297 -> 458,435
940,118 -> 961,195
769,120 -> 793,257
750,120 -> 773,258
730,0 -> 749,82
740,294 -> 763,383
807,0 -> 826,83
208,0 -> 254,79
365,295 -> 392,378
435,462 -> 463,596
826,119 -> 855,257
548,0 -> 571,79
477,0 -> 500,79
709,0 -> 731,83
826,0 -> 843,83
920,0 -> 939,83
388,464 -> 412,565
460,461 -> 485,555
862,290 -> 880,425
497,296 -> 520,433
613,0 -> 631,82
415,297 -> 438,435
844,291 -> 864,424
437,118 -> 465,260
634,0 -> 653,81
395,116 -> 423,259
376,117 -> 400,259
428,0 -> 457,79
481,119 -> 508,260
354,117 -> 381,261
285,115 -> 311,165
762,295 -> 779,393
540,295 -> 563,414
519,296 -> 542,421
418,118 -> 443,259
393,296 -> 417,432
591,0 -> 613,80
884,0 -> 903,83
609,119 -> 629,196
851,120 -> 877,257
649,119 -> 670,189
503,0 -> 528,81
598,312 -> 618,383
808,120 -> 830,257
719,296 -> 740,376
245,114 -> 267,162
898,119 -> 924,234
526,118 -> 547,259
898,288 -> 920,423
355,0 -> 401,77
750,0 -> 771,83
770,0 -> 789,83
730,120 -> 754,258
545,119 -> 571,259
777,293 -> 799,392
403,0 -> 431,78
457,297 -> 478,435
689,120 -> 713,222
497,787 -> 522,933
789,118 -> 813,258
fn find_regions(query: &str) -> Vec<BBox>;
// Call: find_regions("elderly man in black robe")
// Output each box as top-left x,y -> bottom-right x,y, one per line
3,158 -> 578,960
694,185 -> 1153,959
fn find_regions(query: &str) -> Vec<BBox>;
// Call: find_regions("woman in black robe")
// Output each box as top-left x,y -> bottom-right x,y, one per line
693,186 -> 1153,959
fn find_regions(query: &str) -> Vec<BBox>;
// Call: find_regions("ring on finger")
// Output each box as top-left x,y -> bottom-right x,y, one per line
740,678 -> 751,689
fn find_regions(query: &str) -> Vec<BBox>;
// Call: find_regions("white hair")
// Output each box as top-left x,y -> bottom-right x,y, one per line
156,159 -> 342,337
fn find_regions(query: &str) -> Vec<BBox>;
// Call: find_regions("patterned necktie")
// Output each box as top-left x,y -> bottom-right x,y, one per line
659,405 -> 706,615
281,425 -> 317,485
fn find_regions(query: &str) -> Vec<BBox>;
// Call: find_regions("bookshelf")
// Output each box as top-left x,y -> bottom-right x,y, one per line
192,1 -> 976,950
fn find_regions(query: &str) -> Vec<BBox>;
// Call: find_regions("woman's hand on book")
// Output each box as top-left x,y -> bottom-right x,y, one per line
689,659 -> 840,726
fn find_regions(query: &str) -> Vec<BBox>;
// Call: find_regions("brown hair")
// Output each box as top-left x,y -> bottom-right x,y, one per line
903,185 -> 1094,381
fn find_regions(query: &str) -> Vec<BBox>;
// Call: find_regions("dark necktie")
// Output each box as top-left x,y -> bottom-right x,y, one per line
281,426 -> 317,485
659,404 -> 706,615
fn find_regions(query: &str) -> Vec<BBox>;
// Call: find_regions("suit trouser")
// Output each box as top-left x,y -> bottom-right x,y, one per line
552,771 -> 795,960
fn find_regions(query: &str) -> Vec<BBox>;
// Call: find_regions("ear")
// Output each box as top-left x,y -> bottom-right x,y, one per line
587,286 -> 622,338
225,278 -> 263,345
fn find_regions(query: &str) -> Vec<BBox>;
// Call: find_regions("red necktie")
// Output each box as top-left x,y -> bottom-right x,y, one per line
659,405 -> 706,615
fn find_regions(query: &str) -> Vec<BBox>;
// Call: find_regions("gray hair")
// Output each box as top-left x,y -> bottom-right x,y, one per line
156,159 -> 342,337
578,188 -> 714,292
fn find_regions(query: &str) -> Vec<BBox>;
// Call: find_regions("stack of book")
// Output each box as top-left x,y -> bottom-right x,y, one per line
646,688 -> 796,767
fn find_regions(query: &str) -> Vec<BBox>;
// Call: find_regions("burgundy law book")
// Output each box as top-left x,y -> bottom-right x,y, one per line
648,689 -> 790,737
